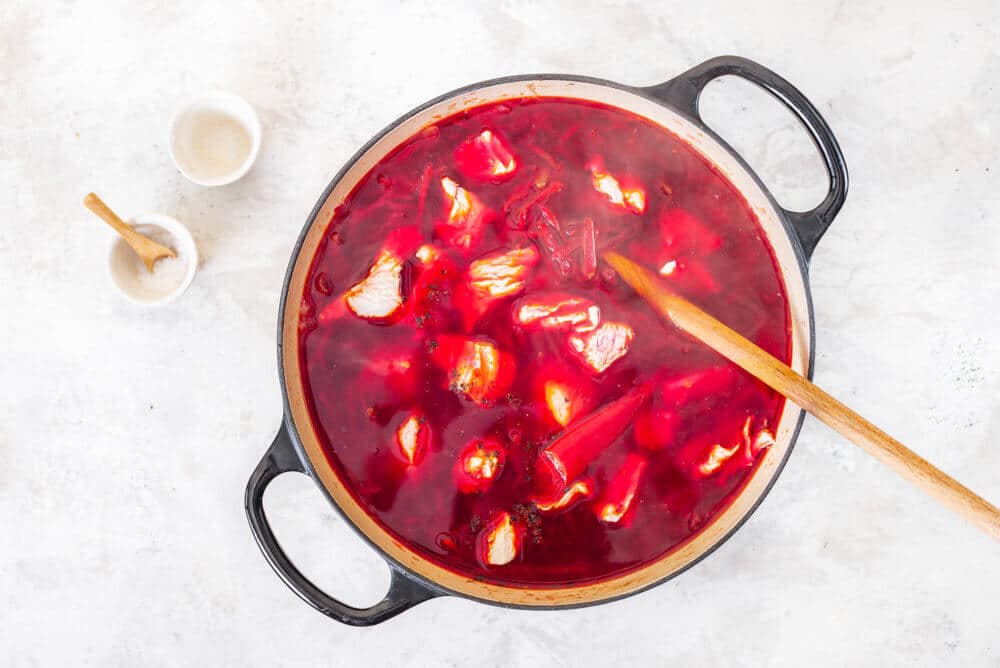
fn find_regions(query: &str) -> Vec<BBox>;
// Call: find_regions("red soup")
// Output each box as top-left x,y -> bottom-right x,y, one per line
297,98 -> 790,587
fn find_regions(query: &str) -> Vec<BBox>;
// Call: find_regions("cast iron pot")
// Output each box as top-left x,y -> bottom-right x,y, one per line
246,56 -> 848,626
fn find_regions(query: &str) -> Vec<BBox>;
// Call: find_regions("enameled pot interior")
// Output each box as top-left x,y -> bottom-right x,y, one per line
281,78 -> 812,606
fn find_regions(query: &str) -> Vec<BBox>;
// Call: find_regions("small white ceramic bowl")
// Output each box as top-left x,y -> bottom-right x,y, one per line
168,91 -> 261,186
107,213 -> 198,307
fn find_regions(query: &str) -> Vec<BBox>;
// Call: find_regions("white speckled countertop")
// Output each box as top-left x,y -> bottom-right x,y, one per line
2,1 -> 998,665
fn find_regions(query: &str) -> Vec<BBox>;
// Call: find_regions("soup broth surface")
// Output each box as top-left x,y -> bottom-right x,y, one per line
297,97 -> 791,586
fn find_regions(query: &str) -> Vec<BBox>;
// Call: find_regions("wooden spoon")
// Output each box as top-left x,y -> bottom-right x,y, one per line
603,251 -> 1000,541
83,193 -> 176,272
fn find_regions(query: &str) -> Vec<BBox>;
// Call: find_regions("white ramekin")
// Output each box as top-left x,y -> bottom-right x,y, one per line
168,91 -> 262,187
107,213 -> 198,306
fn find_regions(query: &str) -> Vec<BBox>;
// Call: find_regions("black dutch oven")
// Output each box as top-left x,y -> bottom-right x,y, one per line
246,56 -> 848,625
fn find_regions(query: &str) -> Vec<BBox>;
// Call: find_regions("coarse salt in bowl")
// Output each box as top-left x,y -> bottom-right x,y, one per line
107,214 -> 198,306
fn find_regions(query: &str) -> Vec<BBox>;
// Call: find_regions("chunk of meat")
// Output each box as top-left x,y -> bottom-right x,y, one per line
476,511 -> 521,567
453,438 -> 507,493
513,293 -> 601,333
568,321 -> 635,373
535,362 -> 595,430
454,129 -> 518,181
344,250 -> 405,320
750,426 -> 776,459
544,380 -> 591,428
395,413 -> 431,466
415,244 -> 438,266
468,246 -> 539,300
460,246 -> 539,327
588,159 -> 646,214
698,441 -> 741,476
430,335 -> 515,405
436,177 -> 494,252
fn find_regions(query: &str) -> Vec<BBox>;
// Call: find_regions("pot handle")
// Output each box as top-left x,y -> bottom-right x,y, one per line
644,56 -> 848,260
245,424 -> 440,626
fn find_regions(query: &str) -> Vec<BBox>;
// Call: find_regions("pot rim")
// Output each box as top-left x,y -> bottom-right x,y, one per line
271,70 -> 825,611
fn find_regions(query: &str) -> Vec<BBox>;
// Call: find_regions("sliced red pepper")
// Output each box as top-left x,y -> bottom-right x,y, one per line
633,366 -> 746,452
594,453 -> 647,525
673,414 -> 773,481
532,478 -> 594,513
381,225 -> 424,259
534,385 -> 650,498
659,366 -> 740,409
633,407 -> 680,451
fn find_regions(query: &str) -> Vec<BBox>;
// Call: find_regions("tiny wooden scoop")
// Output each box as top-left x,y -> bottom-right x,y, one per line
83,193 -> 176,272
604,251 -> 1000,541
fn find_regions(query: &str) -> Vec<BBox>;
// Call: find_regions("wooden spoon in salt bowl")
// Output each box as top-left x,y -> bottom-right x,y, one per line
83,193 -> 176,272
603,251 -> 1000,541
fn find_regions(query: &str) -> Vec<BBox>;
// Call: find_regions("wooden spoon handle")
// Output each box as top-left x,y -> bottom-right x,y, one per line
604,251 -> 1000,541
83,193 -> 147,247
84,193 -> 176,272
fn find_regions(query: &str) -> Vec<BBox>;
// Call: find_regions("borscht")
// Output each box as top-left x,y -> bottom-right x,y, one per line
296,98 -> 791,587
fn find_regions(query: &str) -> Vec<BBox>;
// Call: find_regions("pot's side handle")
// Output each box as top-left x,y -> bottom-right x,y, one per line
644,56 -> 848,261
245,424 -> 440,626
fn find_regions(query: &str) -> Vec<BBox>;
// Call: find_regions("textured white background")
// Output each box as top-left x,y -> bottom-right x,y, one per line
2,1 -> 999,665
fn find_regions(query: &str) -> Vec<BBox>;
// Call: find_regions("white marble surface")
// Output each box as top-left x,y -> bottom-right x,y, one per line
2,1 -> 999,665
